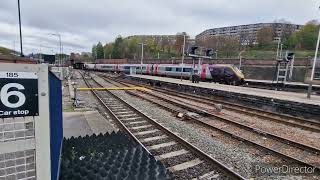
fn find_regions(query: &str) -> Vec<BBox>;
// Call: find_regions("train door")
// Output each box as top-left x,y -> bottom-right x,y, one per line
200,64 -> 207,80
154,64 -> 158,75
146,65 -> 150,75
151,64 -> 154,75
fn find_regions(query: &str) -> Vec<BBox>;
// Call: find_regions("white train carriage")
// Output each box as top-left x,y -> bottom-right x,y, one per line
83,63 -> 245,85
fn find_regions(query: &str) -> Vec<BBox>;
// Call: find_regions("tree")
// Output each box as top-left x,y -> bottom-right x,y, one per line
286,20 -> 319,50
91,44 -> 97,60
104,43 -> 114,59
127,37 -> 139,59
257,27 -> 274,48
112,36 -> 124,59
96,42 -> 104,59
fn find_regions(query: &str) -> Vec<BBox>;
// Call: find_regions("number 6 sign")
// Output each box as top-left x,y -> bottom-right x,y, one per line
0,72 -> 38,118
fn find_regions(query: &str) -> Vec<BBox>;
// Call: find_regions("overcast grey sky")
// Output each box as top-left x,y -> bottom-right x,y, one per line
0,0 -> 319,55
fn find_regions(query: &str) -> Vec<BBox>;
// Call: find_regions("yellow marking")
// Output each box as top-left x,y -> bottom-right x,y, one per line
76,87 -> 148,91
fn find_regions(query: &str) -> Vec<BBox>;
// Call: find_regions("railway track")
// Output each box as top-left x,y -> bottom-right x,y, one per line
98,74 -> 320,174
78,71 -> 246,180
110,75 -> 320,133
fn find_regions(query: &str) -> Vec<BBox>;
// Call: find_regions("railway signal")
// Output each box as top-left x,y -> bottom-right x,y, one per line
286,52 -> 295,61
188,46 -> 199,55
187,46 -> 214,59
205,48 -> 213,57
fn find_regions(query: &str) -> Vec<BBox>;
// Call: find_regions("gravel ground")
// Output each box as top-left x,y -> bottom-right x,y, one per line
162,89 -> 320,149
92,74 -> 320,179
224,110 -> 320,149
94,75 -> 255,177
148,88 -> 320,150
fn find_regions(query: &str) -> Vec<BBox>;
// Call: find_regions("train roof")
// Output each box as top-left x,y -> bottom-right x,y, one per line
85,63 -> 236,67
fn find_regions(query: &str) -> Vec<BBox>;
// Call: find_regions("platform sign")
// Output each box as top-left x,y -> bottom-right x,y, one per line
0,71 -> 39,118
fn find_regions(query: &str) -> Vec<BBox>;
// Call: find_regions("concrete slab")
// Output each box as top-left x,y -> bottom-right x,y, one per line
168,158 -> 203,172
133,129 -> 159,135
141,135 -> 168,142
83,111 -> 116,135
63,111 -> 116,138
155,149 -> 189,160
67,79 -> 75,100
130,125 -> 153,130
63,112 -> 93,138
146,141 -> 176,150
126,120 -> 147,125
121,117 -> 142,121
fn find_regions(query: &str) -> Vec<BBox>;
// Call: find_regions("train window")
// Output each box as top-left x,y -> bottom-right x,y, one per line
232,65 -> 242,73
136,67 -> 140,70
183,68 -> 192,72
224,68 -> 233,76
142,67 -> 146,70
124,66 -> 130,70
176,68 -> 182,72
165,67 -> 172,71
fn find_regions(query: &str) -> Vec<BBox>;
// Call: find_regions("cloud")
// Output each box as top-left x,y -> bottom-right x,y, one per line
0,0 -> 318,54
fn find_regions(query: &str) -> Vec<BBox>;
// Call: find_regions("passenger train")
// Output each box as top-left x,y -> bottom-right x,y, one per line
84,63 -> 245,85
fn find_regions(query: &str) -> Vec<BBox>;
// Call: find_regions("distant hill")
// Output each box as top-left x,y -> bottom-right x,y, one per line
0,46 -> 19,57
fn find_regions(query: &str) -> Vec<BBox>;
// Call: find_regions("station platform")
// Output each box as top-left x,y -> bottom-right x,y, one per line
245,79 -> 320,91
127,75 -> 320,119
129,75 -> 320,105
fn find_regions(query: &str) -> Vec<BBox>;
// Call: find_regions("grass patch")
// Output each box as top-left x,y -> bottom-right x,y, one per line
241,50 -> 314,59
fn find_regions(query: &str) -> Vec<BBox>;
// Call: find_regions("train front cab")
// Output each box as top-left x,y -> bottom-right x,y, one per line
209,65 -> 244,85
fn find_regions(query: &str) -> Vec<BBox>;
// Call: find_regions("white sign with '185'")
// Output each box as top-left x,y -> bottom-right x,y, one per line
0,71 -> 39,118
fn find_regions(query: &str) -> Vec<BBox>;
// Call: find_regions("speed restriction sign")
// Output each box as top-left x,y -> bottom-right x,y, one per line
0,72 -> 39,118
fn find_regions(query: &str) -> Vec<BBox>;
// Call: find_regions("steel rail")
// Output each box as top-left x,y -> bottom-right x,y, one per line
80,71 -> 246,180
78,71 -> 152,155
110,76 -> 320,132
99,75 -> 320,172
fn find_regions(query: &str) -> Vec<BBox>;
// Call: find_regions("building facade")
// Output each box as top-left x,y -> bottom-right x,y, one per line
196,23 -> 303,45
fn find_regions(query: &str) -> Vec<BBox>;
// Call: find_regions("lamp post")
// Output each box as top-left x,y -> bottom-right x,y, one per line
181,34 -> 186,81
50,33 -> 62,65
239,50 -> 245,70
138,43 -> 146,74
307,24 -> 320,98
17,0 -> 24,57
